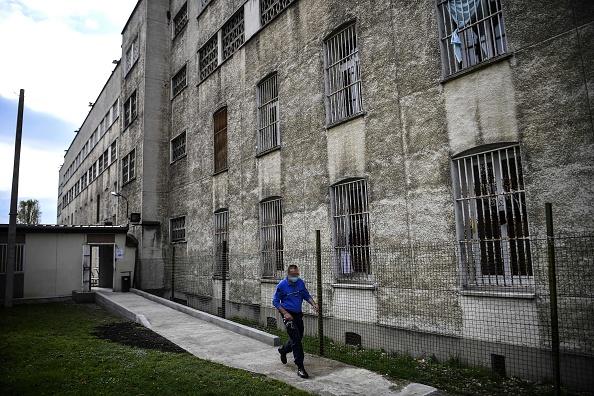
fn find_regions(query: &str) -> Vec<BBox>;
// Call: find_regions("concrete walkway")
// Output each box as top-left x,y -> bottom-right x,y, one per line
95,289 -> 438,396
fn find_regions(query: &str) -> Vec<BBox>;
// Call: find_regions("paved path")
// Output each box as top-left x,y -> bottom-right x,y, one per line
95,290 -> 438,396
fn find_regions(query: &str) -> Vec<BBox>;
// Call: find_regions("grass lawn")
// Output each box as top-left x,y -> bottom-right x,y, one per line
231,317 -> 588,396
0,302 -> 311,396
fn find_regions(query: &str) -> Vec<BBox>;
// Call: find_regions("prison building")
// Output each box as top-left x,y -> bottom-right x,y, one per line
58,0 -> 594,389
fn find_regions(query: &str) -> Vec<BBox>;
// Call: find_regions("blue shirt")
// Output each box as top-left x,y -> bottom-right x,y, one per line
272,277 -> 312,313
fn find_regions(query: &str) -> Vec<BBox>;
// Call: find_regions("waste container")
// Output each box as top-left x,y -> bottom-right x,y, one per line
121,271 -> 131,292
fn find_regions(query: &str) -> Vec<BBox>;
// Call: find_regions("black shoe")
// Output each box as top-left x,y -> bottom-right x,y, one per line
278,348 -> 287,364
297,367 -> 309,378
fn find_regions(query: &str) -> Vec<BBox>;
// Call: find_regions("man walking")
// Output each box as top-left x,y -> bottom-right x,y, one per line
272,264 -> 319,378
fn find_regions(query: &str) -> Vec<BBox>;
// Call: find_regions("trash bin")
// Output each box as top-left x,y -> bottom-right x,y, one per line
121,271 -> 131,292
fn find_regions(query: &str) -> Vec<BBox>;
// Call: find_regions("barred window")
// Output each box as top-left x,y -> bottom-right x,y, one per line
214,210 -> 229,276
260,0 -> 295,26
110,141 -> 117,164
0,244 -> 25,274
324,23 -> 363,125
222,9 -> 245,60
199,35 -> 219,81
170,216 -> 186,242
173,2 -> 188,37
123,91 -> 137,128
436,0 -> 507,76
124,36 -> 139,75
260,198 -> 284,278
257,73 -> 280,154
453,145 -> 532,288
213,107 -> 228,173
122,149 -> 136,184
171,131 -> 187,162
331,179 -> 371,281
172,65 -> 187,97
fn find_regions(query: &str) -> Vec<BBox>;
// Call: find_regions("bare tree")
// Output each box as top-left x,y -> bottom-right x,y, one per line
17,199 -> 42,225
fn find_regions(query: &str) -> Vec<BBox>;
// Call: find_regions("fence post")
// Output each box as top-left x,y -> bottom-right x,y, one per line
546,203 -> 561,396
221,240 -> 227,318
316,230 -> 324,356
171,244 -> 175,301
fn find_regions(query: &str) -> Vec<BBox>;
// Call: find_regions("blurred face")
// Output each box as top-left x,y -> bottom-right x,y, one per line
288,267 -> 300,282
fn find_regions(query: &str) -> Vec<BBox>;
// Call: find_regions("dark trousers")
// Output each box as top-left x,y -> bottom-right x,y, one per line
280,311 -> 305,367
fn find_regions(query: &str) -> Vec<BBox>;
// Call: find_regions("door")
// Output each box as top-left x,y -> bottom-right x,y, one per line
98,245 -> 114,288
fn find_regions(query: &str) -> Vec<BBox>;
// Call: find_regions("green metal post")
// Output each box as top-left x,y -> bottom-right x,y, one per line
546,203 -> 561,396
316,230 -> 324,356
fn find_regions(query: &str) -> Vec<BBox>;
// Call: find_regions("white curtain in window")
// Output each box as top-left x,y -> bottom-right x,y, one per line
446,0 -> 483,62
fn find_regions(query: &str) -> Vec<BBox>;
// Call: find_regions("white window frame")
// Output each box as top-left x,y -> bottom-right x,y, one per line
259,197 -> 284,278
170,216 -> 187,243
330,179 -> 372,282
123,91 -> 137,129
170,130 -> 187,163
122,149 -> 136,185
257,73 -> 280,155
124,36 -> 139,75
452,144 -> 532,288
324,23 -> 364,126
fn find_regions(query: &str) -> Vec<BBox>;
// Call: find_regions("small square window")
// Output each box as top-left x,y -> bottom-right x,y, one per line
171,131 -> 187,162
170,216 -> 186,242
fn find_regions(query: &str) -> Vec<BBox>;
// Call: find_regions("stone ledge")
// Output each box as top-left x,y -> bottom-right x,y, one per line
131,288 -> 280,347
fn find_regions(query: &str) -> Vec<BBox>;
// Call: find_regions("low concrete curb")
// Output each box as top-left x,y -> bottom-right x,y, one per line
95,291 -> 149,328
130,288 -> 280,347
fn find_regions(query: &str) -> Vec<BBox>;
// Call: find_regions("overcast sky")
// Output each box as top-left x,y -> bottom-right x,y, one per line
0,0 -> 137,224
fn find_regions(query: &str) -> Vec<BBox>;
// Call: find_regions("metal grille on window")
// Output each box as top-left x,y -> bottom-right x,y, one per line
171,131 -> 187,162
199,36 -> 218,81
0,244 -> 24,274
453,145 -> 532,288
331,179 -> 371,281
257,74 -> 280,154
170,216 -> 186,242
260,0 -> 295,26
436,0 -> 507,76
172,65 -> 187,96
214,210 -> 229,276
199,0 -> 213,13
173,2 -> 188,37
260,198 -> 284,278
222,9 -> 245,60
213,107 -> 228,173
324,23 -> 363,125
